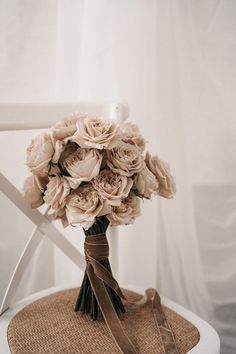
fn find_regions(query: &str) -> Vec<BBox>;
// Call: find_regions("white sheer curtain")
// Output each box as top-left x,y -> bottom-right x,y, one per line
0,1 -> 235,353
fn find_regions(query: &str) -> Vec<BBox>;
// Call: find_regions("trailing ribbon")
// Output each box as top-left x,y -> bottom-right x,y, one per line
84,234 -> 179,354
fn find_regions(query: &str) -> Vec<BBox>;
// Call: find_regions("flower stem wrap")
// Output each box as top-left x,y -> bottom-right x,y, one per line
75,216 -> 125,319
85,234 -> 126,301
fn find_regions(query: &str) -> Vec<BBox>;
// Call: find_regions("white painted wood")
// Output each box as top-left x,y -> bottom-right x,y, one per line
1,207 -> 53,315
163,298 -> 220,354
0,101 -> 129,130
126,285 -> 220,354
0,171 -> 85,315
0,227 -> 43,315
0,284 -> 220,354
165,298 -> 220,354
109,101 -> 130,122
0,172 -> 85,270
106,101 -> 129,278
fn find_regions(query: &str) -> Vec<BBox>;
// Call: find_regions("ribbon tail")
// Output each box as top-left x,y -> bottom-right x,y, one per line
86,263 -> 138,354
146,288 -> 180,354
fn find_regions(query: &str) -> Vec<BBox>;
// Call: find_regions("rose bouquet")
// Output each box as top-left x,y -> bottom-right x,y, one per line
23,113 -> 176,320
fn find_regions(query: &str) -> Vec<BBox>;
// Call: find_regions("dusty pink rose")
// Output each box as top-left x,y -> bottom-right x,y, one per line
106,142 -> 144,177
58,142 -> 78,163
92,169 -> 133,206
120,122 -> 146,152
66,185 -> 110,230
53,208 -> 69,228
145,152 -> 176,198
43,175 -> 71,210
72,116 -> 121,149
57,142 -> 78,175
107,192 -> 141,226
52,113 -> 86,141
48,163 -> 61,176
22,175 -> 48,208
63,148 -> 102,189
134,165 -> 158,198
26,133 -> 54,176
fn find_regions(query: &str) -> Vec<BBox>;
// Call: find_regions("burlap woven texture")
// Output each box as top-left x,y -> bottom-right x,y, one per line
7,288 -> 199,354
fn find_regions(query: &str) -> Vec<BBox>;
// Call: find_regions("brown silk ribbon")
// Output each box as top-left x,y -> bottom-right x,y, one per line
84,234 -> 179,354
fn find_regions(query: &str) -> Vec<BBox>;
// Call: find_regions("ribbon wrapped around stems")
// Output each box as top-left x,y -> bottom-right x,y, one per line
84,233 -> 179,354
75,217 -> 125,319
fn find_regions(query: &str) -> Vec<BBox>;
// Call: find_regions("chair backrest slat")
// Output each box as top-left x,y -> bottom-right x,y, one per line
0,102 -> 129,130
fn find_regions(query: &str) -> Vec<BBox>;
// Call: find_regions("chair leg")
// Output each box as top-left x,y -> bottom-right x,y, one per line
0,227 -> 43,315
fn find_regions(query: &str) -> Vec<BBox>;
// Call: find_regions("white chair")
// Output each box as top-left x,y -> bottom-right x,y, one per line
0,102 -> 220,354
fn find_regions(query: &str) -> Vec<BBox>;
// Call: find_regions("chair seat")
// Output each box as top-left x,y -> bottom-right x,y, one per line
0,286 -> 220,354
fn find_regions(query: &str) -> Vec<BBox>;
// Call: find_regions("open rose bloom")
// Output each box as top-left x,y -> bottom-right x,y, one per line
23,115 -> 176,229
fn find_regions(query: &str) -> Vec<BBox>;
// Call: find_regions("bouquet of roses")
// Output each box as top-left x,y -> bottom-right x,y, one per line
23,113 -> 175,320
23,114 -> 175,228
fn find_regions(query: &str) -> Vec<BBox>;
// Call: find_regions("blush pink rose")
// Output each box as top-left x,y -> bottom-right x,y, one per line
145,152 -> 176,198
107,192 -> 141,226
134,165 -> 158,198
22,175 -> 48,208
106,142 -> 144,177
52,207 -> 69,228
63,148 -> 103,189
120,121 -> 146,152
57,142 -> 78,175
72,116 -> 121,149
92,169 -> 133,206
26,133 -> 54,176
52,113 -> 86,141
66,185 -> 110,230
58,142 -> 78,163
43,175 -> 71,210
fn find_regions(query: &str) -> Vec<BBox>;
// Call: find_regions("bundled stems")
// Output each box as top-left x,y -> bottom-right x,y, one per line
75,216 -> 125,320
